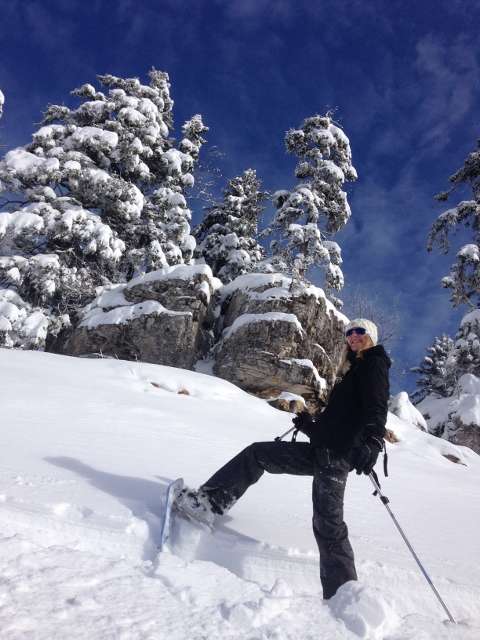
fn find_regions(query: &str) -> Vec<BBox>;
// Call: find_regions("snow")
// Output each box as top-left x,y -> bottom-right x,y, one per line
248,286 -> 292,301
0,289 -> 51,347
157,190 -> 187,208
328,582 -> 399,639
275,391 -> 306,407
118,107 -> 147,126
455,390 -> 480,427
181,233 -> 196,256
222,312 -> 305,341
197,280 -> 212,304
0,211 -> 44,239
457,373 -> 480,396
31,254 -> 59,267
80,300 -> 187,329
126,263 -> 215,289
137,97 -> 159,119
0,299 -> 20,323
450,374 -> 480,428
321,159 -> 345,182
303,283 -> 349,323
218,273 -> 347,324
77,100 -> 112,118
21,309 -> 49,343
311,127 -> 335,146
461,308 -> 480,327
4,148 -> 60,176
69,126 -> 118,149
389,391 -> 428,431
92,284 -> 130,310
164,149 -> 188,175
330,123 -> 351,146
457,244 -> 480,260
32,124 -> 66,142
120,183 -> 144,220
220,273 -> 291,299
280,358 -> 327,389
419,374 -> 480,436
85,167 -> 110,184
0,349 -> 479,639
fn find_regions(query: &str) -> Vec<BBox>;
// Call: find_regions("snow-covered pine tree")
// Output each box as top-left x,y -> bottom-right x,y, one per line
193,169 -> 266,283
428,140 -> 480,308
262,114 -> 357,296
424,140 -> 480,387
0,71 -> 207,348
0,89 -> 4,119
452,308 -> 480,378
411,334 -> 457,403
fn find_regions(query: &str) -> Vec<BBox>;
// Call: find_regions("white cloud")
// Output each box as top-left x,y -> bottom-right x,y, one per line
413,34 -> 480,152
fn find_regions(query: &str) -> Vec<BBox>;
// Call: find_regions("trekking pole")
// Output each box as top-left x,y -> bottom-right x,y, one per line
368,473 -> 456,624
275,399 -> 302,442
274,426 -> 296,441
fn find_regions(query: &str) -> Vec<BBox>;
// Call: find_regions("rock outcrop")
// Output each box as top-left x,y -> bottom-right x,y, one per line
49,265 -> 220,369
448,417 -> 480,453
213,274 -> 347,408
48,269 -> 347,411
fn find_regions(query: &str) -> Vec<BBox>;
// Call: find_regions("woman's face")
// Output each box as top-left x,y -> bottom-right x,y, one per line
346,329 -> 371,352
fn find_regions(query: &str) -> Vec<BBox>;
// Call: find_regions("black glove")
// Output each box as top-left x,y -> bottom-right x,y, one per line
350,435 -> 383,475
292,411 -> 315,437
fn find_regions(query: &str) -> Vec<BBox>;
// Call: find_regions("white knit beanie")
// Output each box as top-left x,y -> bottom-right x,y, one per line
345,318 -> 378,346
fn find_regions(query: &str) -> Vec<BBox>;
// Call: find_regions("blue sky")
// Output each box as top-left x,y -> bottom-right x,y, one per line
1,0 -> 479,392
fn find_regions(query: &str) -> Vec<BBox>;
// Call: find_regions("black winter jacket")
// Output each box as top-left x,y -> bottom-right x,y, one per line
309,345 -> 391,455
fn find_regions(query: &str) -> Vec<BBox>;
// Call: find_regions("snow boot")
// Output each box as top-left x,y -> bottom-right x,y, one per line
173,487 -> 217,528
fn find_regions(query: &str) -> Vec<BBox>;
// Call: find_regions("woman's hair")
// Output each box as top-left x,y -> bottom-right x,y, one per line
335,335 -> 374,378
356,335 -> 375,356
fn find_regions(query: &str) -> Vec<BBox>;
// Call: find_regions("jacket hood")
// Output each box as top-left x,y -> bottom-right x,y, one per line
362,344 -> 392,368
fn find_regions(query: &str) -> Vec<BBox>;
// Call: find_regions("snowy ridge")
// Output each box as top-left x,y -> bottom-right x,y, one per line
0,349 -> 479,638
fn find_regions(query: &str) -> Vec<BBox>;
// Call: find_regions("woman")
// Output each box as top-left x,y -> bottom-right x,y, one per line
175,318 -> 391,599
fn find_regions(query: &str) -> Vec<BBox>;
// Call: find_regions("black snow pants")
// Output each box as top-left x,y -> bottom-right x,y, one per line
201,441 -> 357,599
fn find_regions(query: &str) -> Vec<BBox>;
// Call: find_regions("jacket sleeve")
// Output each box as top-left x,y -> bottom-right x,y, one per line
357,356 -> 389,441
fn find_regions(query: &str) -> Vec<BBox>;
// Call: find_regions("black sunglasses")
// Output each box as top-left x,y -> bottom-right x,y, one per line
346,327 -> 367,337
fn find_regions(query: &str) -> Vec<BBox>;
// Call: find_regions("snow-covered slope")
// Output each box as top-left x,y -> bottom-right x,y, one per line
0,349 -> 479,639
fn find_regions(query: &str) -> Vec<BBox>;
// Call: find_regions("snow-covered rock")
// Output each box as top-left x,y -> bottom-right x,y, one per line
49,264 -> 219,368
418,373 -> 480,454
214,272 -> 346,407
389,391 -> 428,431
50,269 -> 346,410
